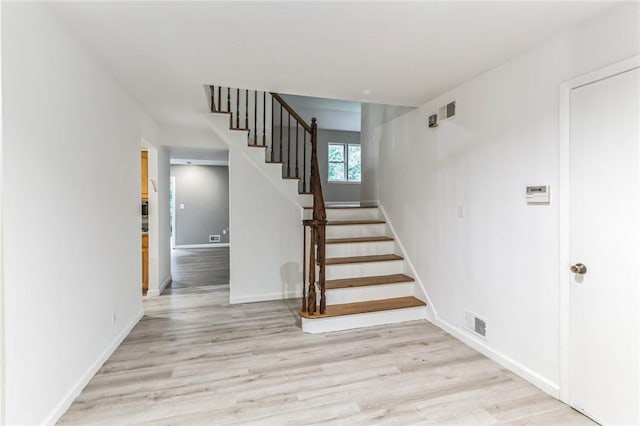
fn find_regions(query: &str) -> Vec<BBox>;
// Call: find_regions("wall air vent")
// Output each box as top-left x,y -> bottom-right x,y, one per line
438,100 -> 456,122
209,235 -> 221,243
464,311 -> 487,339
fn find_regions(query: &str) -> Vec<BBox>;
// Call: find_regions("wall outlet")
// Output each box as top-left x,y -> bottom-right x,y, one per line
209,235 -> 221,243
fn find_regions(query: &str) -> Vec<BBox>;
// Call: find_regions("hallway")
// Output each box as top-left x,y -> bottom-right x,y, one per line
58,250 -> 593,425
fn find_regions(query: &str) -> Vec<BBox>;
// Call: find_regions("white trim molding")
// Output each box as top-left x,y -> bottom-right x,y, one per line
557,55 -> 640,405
146,275 -> 172,297
378,204 -> 437,322
174,243 -> 230,249
432,316 -> 560,398
44,310 -> 143,425
380,203 -> 559,398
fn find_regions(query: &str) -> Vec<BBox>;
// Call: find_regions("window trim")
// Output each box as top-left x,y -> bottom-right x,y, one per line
327,142 -> 361,183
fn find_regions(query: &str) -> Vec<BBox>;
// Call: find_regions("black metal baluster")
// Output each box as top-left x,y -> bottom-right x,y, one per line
279,104 -> 283,163
236,88 -> 240,128
295,122 -> 299,178
271,97 -> 275,162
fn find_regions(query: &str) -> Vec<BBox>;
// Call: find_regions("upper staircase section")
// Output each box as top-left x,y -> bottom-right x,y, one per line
209,85 -> 319,196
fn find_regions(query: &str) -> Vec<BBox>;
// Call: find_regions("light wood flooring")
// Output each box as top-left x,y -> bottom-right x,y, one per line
163,247 -> 230,295
58,249 -> 593,425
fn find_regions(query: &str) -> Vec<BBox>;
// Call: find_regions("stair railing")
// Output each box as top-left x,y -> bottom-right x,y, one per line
209,85 -> 327,314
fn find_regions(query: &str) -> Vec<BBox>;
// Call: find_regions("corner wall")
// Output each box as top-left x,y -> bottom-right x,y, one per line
362,3 -> 639,395
0,3 -> 4,423
2,3 -> 162,424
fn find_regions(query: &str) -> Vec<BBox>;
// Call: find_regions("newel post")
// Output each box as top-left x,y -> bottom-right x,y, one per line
310,118 -> 328,314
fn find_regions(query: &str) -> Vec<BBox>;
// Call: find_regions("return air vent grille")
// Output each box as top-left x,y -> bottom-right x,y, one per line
438,100 -> 456,122
464,311 -> 487,339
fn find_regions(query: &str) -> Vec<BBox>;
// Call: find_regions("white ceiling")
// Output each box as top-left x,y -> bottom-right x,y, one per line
49,1 -> 615,133
281,94 -> 362,132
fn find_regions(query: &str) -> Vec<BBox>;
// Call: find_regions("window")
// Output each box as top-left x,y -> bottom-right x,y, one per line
328,143 -> 361,183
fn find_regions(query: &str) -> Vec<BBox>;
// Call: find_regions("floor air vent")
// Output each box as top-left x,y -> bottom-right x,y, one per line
464,311 -> 487,338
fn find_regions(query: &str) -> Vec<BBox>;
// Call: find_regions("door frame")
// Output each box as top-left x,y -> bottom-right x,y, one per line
558,55 -> 640,407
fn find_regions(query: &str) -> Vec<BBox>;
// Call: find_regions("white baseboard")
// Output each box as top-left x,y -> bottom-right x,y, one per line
432,316 -> 560,398
174,243 -> 230,249
229,290 -> 301,304
44,310 -> 143,425
146,274 -> 172,297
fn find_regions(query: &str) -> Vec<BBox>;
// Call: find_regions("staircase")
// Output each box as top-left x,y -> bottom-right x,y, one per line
207,85 -> 426,333
301,205 -> 426,333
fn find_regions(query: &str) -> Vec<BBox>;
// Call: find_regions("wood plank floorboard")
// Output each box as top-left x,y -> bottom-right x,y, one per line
163,247 -> 230,294
58,248 -> 594,425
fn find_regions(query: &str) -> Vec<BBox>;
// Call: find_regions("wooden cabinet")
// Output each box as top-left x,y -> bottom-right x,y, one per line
141,150 -> 149,201
142,234 -> 149,294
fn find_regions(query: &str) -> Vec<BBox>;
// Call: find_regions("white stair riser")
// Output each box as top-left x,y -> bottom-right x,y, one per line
298,194 -> 313,206
326,283 -> 414,305
301,307 -> 427,333
326,223 -> 386,239
325,260 -> 403,280
303,208 -> 380,221
326,241 -> 394,258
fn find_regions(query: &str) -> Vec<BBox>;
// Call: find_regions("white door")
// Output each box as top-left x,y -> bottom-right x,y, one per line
569,66 -> 639,425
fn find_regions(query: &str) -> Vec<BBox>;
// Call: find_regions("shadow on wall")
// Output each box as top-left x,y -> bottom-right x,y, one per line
280,261 -> 302,296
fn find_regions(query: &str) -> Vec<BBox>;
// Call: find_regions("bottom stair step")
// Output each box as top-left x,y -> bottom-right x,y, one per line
300,296 -> 425,319
300,296 -> 427,333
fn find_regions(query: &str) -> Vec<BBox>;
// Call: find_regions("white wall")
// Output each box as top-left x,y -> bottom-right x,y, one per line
2,3 -> 162,424
0,3 -> 5,424
157,146 -> 172,291
228,149 -> 303,302
207,113 -> 304,304
362,3 -> 639,396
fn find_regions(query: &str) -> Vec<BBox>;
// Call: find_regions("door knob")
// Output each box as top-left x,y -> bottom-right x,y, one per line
570,263 -> 587,275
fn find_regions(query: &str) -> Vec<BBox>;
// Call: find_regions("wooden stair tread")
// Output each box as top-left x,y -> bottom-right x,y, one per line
300,296 -> 425,319
326,254 -> 403,265
327,220 -> 386,226
326,236 -> 394,244
230,127 -> 250,131
326,274 -> 415,290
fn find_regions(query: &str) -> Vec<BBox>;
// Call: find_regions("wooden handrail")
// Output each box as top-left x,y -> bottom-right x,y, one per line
270,92 -> 312,133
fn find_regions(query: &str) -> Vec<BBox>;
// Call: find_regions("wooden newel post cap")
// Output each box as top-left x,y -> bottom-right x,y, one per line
311,117 -> 317,125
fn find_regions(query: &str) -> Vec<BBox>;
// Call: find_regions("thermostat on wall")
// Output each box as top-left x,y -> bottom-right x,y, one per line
526,185 -> 550,204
